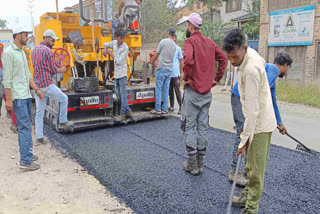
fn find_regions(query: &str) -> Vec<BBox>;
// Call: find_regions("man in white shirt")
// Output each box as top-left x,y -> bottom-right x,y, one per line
223,29 -> 277,214
104,28 -> 133,121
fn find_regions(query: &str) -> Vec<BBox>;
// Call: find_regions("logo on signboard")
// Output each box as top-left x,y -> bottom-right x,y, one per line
136,91 -> 154,100
283,14 -> 296,33
80,96 -> 99,106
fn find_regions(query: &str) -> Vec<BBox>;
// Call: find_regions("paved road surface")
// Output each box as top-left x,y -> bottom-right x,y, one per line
45,117 -> 320,214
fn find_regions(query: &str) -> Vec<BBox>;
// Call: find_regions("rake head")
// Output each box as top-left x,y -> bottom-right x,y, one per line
296,144 -> 320,159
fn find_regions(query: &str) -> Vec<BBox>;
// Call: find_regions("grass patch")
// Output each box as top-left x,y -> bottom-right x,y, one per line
134,62 -> 144,70
276,81 -> 320,108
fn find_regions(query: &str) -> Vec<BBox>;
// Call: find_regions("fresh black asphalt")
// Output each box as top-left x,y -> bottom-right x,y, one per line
44,117 -> 320,214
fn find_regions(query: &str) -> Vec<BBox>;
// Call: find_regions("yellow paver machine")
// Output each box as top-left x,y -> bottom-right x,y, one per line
27,0 -> 163,132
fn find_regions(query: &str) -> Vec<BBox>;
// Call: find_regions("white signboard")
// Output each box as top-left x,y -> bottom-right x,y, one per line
268,5 -> 315,46
80,96 -> 99,106
136,91 -> 154,100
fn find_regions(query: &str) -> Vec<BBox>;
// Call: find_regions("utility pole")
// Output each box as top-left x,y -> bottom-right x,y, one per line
26,0 -> 35,48
26,0 -> 35,32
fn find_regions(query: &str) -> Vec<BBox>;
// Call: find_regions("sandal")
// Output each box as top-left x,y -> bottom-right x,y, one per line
150,109 -> 161,115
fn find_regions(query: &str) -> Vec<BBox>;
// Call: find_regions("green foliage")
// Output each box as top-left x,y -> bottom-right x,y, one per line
276,81 -> 320,108
167,0 -> 179,11
185,0 -> 224,24
185,0 -> 224,8
242,21 -> 260,38
140,0 -> 175,43
175,29 -> 186,46
200,19 -> 233,46
242,0 -> 260,39
0,18 -> 8,29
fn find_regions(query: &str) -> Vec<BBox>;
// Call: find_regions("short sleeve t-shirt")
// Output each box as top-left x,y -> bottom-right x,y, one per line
156,38 -> 176,71
172,45 -> 183,77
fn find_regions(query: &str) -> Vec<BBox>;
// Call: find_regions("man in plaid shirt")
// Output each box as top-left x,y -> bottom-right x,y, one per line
32,29 -> 73,144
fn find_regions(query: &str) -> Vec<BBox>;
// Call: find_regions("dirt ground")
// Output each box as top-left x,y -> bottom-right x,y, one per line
0,108 -> 133,214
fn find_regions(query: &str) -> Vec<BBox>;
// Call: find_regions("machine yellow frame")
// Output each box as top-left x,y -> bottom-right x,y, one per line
27,0 -> 142,89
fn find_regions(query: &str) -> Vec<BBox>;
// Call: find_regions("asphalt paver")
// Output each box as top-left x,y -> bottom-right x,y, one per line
45,117 -> 320,214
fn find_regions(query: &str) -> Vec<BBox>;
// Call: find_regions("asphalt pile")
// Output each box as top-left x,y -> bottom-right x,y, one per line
45,117 -> 320,214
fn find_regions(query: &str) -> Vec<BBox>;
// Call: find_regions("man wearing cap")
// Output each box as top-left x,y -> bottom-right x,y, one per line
181,13 -> 227,175
32,29 -> 73,144
150,27 -> 176,114
2,26 -> 44,171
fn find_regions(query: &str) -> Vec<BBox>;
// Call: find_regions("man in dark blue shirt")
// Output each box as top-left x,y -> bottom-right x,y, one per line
229,52 -> 293,187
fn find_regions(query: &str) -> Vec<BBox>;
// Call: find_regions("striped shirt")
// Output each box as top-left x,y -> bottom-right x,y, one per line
32,42 -> 59,88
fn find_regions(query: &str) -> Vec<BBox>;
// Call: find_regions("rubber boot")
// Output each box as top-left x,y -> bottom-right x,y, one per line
232,190 -> 247,207
228,168 -> 248,187
183,154 -> 199,176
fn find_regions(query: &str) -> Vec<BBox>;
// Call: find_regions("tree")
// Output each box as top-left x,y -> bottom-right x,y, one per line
0,18 -> 8,29
242,0 -> 260,39
167,0 -> 179,11
140,0 -> 175,43
200,19 -> 233,46
184,0 -> 224,23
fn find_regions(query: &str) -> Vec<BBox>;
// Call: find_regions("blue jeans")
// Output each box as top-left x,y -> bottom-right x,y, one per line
231,94 -> 245,169
112,19 -> 120,35
0,67 -> 4,95
115,76 -> 131,115
35,84 -> 68,139
155,68 -> 171,112
13,98 -> 33,163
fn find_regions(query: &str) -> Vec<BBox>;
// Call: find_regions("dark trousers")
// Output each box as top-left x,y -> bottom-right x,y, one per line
231,94 -> 245,169
169,77 -> 182,109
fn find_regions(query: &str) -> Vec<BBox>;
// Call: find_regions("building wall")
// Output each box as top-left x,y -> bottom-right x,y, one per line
259,0 -> 320,82
220,0 -> 250,23
174,2 -> 210,20
0,30 -> 13,49
136,43 -> 158,64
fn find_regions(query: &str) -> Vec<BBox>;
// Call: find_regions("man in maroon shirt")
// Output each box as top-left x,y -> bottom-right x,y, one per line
181,13 -> 227,176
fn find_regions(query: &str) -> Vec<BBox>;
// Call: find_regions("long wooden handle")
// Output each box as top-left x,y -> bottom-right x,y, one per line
226,154 -> 242,214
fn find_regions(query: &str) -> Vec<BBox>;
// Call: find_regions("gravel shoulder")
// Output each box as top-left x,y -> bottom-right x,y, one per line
0,107 -> 133,214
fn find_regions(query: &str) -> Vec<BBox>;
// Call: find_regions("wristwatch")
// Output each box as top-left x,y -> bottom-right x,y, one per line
35,89 -> 39,93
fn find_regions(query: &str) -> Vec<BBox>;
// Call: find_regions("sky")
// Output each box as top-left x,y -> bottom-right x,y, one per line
0,0 -> 79,29
1,0 -> 187,30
